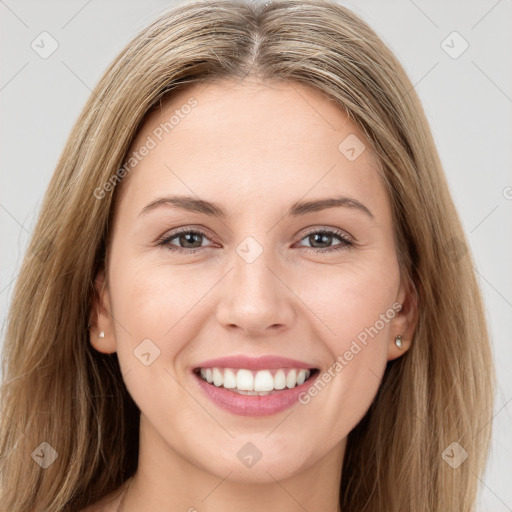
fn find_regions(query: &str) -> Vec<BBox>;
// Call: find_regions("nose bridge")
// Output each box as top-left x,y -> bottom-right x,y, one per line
216,234 -> 294,334
234,235 -> 274,298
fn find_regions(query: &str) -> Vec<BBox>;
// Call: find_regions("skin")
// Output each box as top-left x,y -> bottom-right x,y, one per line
88,78 -> 417,512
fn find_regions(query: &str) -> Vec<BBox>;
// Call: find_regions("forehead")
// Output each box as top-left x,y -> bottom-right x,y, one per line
116,79 -> 387,219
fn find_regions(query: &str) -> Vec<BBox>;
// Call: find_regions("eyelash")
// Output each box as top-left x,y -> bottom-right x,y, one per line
156,227 -> 354,254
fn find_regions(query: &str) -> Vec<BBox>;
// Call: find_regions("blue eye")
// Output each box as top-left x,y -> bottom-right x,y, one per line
157,227 -> 354,254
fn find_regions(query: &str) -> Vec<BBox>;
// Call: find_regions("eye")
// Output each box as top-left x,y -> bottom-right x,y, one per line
157,228 -> 215,253
296,228 -> 354,253
156,226 -> 354,254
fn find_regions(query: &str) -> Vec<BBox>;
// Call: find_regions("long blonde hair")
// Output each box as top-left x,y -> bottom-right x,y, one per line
0,0 -> 495,510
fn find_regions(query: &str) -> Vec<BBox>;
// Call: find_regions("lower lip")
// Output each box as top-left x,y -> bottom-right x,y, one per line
192,370 -> 319,417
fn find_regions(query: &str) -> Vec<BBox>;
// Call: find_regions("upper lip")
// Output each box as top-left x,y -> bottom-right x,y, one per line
193,355 -> 318,371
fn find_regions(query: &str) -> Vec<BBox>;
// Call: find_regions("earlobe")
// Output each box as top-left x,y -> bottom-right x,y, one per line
89,268 -> 117,354
387,333 -> 411,361
387,277 -> 419,361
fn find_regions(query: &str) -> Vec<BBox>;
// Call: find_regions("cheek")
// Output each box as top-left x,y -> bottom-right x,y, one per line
107,259 -> 204,420
110,255 -> 208,339
293,255 -> 399,420
298,253 -> 399,347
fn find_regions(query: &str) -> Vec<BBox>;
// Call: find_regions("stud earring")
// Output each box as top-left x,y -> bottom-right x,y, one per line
98,331 -> 105,339
395,335 -> 403,349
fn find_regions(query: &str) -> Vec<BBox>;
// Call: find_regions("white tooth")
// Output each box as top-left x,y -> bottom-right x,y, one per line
254,370 -> 274,392
212,367 -> 223,387
286,369 -> 297,388
296,369 -> 306,385
223,368 -> 237,388
274,369 -> 286,389
201,367 -> 313,391
236,369 -> 254,391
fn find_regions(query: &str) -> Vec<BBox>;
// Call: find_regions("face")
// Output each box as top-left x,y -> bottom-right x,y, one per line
91,79 -> 416,483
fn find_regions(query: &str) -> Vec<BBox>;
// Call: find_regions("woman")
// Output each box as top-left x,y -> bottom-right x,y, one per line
0,0 -> 495,511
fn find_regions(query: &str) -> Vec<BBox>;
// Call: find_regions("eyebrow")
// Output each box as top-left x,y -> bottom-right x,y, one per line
138,194 -> 374,220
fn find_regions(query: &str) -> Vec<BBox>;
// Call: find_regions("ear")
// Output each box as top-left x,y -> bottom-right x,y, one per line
387,275 -> 419,361
89,267 -> 117,354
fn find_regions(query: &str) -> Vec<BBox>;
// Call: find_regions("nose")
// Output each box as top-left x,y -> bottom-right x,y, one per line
215,244 -> 296,338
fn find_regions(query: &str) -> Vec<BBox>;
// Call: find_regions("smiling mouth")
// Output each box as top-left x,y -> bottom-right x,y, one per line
193,367 -> 320,395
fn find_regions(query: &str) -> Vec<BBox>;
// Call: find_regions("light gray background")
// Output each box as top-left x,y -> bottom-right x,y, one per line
1,0 -> 511,509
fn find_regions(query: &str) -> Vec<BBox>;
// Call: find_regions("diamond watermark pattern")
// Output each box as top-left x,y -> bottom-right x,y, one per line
236,236 -> 263,264
338,134 -> 366,161
441,442 -> 468,469
444,236 -> 468,263
441,31 -> 469,59
237,442 -> 263,468
31,441 -> 59,469
134,338 -> 161,366
31,31 -> 59,59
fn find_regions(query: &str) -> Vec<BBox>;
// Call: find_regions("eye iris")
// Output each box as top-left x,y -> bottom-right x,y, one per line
310,233 -> 332,248
179,232 -> 202,248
